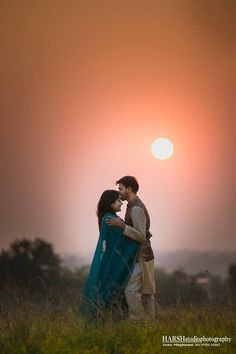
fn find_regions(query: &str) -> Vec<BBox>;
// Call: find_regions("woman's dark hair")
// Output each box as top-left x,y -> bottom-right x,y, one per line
97,190 -> 120,231
116,175 -> 139,193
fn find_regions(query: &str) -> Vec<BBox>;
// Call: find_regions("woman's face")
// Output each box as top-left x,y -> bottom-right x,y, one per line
111,197 -> 123,212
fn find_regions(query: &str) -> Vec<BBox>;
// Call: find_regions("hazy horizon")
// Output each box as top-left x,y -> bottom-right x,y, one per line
61,249 -> 236,280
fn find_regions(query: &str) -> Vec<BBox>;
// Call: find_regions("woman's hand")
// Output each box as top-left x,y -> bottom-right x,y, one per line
106,216 -> 126,229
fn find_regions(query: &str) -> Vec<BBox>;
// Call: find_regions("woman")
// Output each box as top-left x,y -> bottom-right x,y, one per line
79,190 -> 141,325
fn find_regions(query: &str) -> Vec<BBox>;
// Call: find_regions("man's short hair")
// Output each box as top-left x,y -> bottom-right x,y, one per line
116,176 -> 139,193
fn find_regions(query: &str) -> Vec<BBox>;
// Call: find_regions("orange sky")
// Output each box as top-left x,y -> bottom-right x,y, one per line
0,1 -> 235,257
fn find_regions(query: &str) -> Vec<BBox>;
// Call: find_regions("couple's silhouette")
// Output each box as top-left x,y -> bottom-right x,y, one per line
79,176 -> 156,325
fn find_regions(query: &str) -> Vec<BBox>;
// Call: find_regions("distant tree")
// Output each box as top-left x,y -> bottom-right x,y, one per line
0,238 -> 62,293
154,268 -> 176,306
228,263 -> 236,305
157,268 -> 209,306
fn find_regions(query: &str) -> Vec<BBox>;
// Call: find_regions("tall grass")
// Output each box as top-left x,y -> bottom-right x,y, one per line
0,283 -> 235,353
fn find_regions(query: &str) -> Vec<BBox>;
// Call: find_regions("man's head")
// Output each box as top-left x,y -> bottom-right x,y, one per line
116,176 -> 139,201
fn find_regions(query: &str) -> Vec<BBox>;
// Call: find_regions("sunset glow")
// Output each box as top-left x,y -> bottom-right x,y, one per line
0,1 -> 235,255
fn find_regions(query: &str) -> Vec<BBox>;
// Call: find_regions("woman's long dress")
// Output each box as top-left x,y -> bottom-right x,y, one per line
79,212 -> 141,324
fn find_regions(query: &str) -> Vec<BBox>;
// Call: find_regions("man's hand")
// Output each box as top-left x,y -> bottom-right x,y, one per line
106,216 -> 126,229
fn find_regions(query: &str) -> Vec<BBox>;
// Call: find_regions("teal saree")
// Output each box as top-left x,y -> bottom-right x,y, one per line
79,212 -> 141,324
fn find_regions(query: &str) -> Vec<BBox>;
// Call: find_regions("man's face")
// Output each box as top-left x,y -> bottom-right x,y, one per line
117,183 -> 129,201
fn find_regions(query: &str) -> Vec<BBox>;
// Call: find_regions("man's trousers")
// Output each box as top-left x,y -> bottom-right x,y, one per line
124,262 -> 155,322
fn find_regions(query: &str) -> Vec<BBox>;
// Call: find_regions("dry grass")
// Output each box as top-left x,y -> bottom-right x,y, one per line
0,284 -> 235,353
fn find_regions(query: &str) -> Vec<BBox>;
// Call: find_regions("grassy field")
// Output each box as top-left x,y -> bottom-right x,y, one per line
0,296 -> 235,354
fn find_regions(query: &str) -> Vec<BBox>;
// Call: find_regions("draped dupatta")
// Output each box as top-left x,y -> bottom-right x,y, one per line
79,212 -> 141,324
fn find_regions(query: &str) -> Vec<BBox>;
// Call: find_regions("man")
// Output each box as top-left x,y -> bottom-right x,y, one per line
106,176 -> 156,323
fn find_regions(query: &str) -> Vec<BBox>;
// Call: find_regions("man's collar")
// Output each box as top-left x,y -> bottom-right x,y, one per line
127,195 -> 139,207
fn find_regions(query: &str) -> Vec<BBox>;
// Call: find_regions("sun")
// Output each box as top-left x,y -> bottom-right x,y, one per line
151,137 -> 174,160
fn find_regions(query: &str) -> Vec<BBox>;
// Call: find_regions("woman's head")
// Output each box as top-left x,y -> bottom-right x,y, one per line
97,190 -> 122,230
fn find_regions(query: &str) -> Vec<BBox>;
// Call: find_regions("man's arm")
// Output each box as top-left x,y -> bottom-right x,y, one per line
123,206 -> 146,243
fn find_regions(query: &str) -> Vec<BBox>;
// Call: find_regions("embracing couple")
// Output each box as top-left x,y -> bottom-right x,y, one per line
79,176 -> 156,325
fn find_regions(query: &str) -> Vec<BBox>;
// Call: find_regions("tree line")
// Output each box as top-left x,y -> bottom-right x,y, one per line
0,238 -> 235,307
